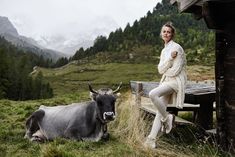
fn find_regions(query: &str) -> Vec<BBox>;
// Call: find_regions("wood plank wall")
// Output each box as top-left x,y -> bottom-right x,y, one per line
224,29 -> 235,149
215,30 -> 226,150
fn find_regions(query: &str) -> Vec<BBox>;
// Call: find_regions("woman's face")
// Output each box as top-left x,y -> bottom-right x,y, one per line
161,26 -> 173,44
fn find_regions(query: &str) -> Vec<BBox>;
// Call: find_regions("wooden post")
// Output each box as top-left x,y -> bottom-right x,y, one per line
223,29 -> 235,151
135,82 -> 143,107
215,30 -> 226,150
193,92 -> 215,130
198,99 -> 214,130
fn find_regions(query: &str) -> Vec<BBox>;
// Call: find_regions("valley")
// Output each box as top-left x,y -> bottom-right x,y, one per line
0,62 -> 219,157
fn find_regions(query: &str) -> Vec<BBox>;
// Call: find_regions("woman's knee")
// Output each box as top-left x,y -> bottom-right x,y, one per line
149,90 -> 155,99
149,89 -> 160,99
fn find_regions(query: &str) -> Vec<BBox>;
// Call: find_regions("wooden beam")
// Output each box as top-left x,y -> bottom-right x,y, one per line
140,103 -> 194,125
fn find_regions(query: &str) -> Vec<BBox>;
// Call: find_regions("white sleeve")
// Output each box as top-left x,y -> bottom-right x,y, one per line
164,47 -> 185,77
158,52 -> 173,74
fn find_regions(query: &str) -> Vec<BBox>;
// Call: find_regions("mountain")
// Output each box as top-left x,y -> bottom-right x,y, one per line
36,34 -> 93,56
71,0 -> 215,66
35,16 -> 119,56
0,16 -> 18,36
0,16 -> 67,61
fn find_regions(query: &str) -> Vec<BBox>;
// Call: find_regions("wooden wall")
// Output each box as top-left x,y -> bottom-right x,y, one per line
224,29 -> 235,150
211,1 -> 235,151
215,30 -> 226,150
202,0 -> 235,151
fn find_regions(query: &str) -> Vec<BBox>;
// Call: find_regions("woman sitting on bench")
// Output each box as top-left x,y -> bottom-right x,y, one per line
144,22 -> 187,149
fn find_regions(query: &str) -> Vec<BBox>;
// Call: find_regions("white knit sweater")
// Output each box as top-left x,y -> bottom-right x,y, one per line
158,40 -> 187,109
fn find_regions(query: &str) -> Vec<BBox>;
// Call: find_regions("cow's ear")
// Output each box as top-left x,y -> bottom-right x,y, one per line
90,92 -> 97,100
89,84 -> 98,100
114,92 -> 121,98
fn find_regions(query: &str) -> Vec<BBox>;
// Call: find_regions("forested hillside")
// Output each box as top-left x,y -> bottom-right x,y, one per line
72,0 -> 215,65
0,0 -> 215,99
0,37 -> 53,100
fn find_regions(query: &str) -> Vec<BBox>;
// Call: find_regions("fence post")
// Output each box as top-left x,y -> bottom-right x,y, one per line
135,82 -> 143,107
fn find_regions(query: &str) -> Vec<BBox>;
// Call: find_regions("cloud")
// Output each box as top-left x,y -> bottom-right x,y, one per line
0,0 -> 160,54
0,0 -> 159,38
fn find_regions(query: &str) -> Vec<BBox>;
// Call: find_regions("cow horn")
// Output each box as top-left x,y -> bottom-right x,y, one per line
89,84 -> 98,94
113,82 -> 122,93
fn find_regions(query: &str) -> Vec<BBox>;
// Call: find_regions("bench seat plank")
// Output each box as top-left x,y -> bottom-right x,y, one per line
140,103 -> 194,125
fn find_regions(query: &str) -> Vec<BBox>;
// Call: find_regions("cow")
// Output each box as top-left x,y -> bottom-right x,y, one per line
24,83 -> 122,142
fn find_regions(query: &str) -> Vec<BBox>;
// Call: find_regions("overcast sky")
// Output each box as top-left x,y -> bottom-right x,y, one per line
0,0 -> 160,40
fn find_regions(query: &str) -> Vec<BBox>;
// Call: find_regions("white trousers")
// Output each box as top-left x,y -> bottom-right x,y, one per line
147,84 -> 175,139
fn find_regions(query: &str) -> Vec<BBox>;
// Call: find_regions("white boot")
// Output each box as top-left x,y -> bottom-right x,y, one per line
161,114 -> 175,134
143,136 -> 157,149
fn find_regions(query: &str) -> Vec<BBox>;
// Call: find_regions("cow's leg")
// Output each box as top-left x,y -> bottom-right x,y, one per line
101,124 -> 109,141
101,132 -> 110,141
25,109 -> 45,139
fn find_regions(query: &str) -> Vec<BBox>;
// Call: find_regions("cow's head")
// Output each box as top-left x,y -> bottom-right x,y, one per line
89,82 -> 122,123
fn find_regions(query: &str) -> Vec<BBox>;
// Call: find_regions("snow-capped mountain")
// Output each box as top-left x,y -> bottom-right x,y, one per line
36,27 -> 115,56
0,16 -> 67,61
36,34 -> 94,56
1,14 -> 120,58
35,16 -> 119,56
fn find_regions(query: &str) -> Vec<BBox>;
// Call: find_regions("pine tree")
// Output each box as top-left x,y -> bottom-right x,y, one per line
0,49 -> 9,98
0,37 -> 54,100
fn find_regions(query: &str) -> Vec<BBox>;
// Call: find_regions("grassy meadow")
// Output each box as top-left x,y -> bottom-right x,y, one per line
1,62 -> 230,157
38,61 -> 160,96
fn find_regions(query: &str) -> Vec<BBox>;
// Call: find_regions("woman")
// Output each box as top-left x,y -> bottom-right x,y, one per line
144,22 -> 187,148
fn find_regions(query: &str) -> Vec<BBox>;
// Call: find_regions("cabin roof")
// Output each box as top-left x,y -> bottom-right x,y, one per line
170,0 -> 234,12
170,0 -> 235,29
170,0 -> 202,12
170,0 -> 203,19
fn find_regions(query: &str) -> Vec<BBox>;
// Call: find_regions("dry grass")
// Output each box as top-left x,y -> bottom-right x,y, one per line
110,92 -> 200,157
187,65 -> 215,81
109,88 -> 231,156
111,93 -> 150,148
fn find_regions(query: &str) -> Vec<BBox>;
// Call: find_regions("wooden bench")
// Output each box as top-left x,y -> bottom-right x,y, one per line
130,81 -> 216,130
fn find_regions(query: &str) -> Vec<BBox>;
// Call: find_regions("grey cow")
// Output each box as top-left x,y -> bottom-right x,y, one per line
24,83 -> 122,142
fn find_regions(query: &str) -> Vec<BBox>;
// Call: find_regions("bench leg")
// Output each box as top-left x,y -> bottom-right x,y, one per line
198,101 -> 213,130
170,110 -> 178,116
193,110 -> 198,123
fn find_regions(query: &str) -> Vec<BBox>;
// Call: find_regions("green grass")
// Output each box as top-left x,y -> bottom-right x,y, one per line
0,94 -> 149,157
40,62 -> 214,96
38,62 -> 160,96
0,94 -> 136,157
1,62 -> 229,157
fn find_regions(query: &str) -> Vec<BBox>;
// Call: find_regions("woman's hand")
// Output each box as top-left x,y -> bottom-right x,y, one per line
171,51 -> 178,58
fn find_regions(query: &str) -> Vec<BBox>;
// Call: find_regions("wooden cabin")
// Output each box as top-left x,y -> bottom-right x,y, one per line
170,0 -> 235,151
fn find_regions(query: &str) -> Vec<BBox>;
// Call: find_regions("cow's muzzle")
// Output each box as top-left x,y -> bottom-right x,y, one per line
103,112 -> 115,121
